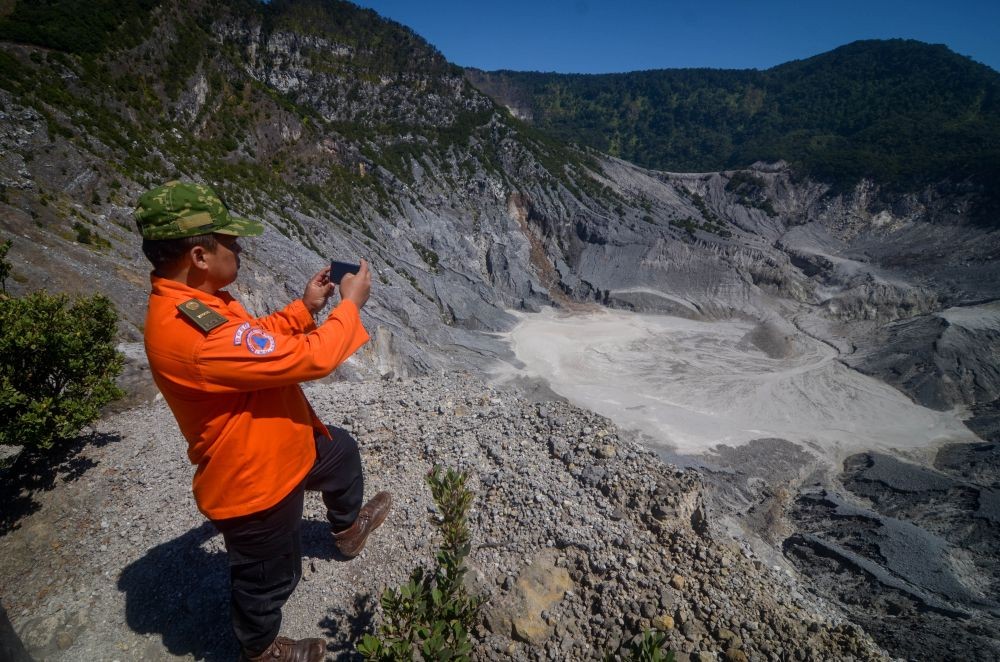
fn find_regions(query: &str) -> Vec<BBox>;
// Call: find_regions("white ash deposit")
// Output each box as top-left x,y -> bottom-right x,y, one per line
497,307 -> 977,461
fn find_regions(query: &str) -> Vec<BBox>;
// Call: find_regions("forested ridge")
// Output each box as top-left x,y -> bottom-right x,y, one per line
467,40 -> 1000,196
3,2 -> 997,202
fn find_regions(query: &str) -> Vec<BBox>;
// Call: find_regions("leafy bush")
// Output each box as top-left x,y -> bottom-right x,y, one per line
0,286 -> 124,452
612,629 -> 676,662
726,171 -> 777,217
410,241 -> 440,273
72,221 -> 110,247
357,466 -> 483,661
725,171 -> 767,194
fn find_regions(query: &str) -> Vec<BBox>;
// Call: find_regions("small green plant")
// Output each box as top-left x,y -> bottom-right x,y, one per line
357,466 -> 483,661
726,171 -> 777,218
71,221 -> 110,247
0,287 -> 124,453
609,629 -> 676,662
410,241 -> 440,273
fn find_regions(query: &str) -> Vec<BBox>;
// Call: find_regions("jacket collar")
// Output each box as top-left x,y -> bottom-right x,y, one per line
150,274 -> 235,307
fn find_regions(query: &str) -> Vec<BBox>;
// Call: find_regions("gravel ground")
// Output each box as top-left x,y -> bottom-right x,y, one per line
1,374 -> 889,661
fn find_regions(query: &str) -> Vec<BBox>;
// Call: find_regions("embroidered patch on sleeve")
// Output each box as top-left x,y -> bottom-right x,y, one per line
245,328 -> 276,355
233,322 -> 251,346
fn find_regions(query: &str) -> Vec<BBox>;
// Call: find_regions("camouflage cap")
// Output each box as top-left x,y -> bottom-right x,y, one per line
134,181 -> 264,240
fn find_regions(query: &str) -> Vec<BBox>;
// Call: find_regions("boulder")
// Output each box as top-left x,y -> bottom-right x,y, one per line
484,549 -> 573,644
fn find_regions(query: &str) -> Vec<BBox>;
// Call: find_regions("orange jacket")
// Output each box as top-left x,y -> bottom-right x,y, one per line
143,275 -> 370,520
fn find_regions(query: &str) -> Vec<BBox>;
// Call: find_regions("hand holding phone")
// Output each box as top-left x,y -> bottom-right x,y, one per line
302,265 -> 337,314
338,259 -> 371,309
330,260 -> 361,285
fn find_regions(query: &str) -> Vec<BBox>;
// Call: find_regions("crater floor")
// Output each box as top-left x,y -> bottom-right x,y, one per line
495,307 -> 976,461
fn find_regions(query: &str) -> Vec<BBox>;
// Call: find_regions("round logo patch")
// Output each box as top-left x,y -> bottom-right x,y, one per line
245,328 -> 276,355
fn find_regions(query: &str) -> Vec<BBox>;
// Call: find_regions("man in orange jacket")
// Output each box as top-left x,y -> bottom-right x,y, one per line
136,181 -> 390,662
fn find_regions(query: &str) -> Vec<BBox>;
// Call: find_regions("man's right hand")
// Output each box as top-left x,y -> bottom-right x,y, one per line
339,259 -> 371,309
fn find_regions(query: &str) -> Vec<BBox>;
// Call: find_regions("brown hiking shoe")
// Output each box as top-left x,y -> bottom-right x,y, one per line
239,636 -> 326,661
334,491 -> 392,558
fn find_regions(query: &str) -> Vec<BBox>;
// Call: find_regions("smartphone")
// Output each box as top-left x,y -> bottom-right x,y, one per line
330,260 -> 361,284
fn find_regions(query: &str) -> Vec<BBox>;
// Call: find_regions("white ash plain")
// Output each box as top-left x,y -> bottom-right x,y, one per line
496,307 -> 976,462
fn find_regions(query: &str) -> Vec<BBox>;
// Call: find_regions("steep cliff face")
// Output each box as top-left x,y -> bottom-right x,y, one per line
0,0 -> 551,375
0,0 -> 997,414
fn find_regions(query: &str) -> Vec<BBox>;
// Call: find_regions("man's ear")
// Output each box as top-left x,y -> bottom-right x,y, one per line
189,245 -> 210,271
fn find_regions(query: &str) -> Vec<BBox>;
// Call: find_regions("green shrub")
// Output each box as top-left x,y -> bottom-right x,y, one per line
610,629 -> 676,662
71,221 -> 110,247
0,289 -> 124,452
357,466 -> 483,661
410,241 -> 440,273
726,171 -> 777,218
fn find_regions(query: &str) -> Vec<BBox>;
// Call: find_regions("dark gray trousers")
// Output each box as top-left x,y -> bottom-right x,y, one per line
212,427 -> 363,655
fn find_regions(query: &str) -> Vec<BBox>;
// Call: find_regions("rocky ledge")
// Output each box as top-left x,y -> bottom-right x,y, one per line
0,374 -> 887,661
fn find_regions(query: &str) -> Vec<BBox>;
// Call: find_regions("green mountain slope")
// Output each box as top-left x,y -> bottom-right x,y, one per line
466,40 -> 1000,194
0,0 -> 620,333
0,0 -> 484,230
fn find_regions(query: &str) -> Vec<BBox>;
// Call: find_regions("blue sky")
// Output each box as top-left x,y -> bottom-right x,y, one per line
350,0 -> 1000,73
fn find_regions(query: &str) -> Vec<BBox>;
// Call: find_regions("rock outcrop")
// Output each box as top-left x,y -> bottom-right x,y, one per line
0,374 -> 890,661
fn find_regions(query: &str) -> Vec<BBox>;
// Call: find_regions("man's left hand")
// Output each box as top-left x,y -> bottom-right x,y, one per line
302,267 -> 335,315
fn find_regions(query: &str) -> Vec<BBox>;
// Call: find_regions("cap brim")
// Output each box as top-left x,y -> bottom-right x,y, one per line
214,215 -> 265,237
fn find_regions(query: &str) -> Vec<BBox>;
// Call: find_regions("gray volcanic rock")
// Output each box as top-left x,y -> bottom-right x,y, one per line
785,449 -> 1000,662
0,374 -> 891,661
843,302 -> 1000,411
736,321 -> 803,359
935,442 -> 1000,487
963,400 -> 1000,441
